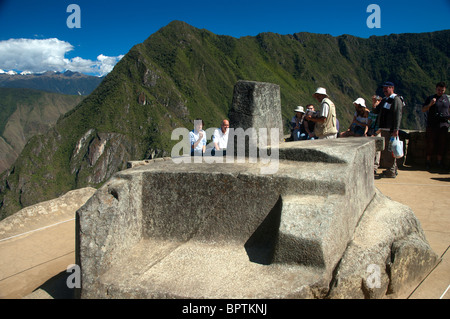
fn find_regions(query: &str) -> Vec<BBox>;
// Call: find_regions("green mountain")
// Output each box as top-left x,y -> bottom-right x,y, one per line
0,88 -> 84,173
0,21 -> 448,220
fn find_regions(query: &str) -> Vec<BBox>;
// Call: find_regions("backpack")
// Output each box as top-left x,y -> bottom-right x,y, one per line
386,95 -> 406,108
397,95 -> 406,107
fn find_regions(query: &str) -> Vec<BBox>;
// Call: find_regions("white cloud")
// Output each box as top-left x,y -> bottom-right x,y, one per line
97,54 -> 125,75
0,38 -> 123,77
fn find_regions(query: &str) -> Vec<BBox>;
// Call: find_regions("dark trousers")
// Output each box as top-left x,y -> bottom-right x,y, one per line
374,130 -> 397,174
211,149 -> 226,157
426,126 -> 448,160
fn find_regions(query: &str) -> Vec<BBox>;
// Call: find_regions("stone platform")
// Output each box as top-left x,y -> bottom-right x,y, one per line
75,137 -> 440,298
76,79 -> 438,299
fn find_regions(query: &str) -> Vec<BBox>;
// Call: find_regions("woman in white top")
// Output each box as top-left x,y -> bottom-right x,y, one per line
340,98 -> 369,137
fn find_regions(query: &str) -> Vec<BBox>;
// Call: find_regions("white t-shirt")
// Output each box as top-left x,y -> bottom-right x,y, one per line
189,130 -> 206,152
354,111 -> 369,125
213,128 -> 229,149
319,102 -> 330,118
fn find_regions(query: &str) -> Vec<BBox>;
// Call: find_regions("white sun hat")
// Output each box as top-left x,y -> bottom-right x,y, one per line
294,106 -> 305,113
353,97 -> 366,107
313,87 -> 328,96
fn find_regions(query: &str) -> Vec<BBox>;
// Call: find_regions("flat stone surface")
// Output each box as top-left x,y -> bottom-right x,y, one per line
0,187 -> 95,298
77,138 -> 380,298
374,167 -> 450,299
100,240 -> 325,298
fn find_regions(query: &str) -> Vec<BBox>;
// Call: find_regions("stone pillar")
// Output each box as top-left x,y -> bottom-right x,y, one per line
227,81 -> 283,157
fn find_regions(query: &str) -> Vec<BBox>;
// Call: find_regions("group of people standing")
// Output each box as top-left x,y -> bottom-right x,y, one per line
290,87 -> 339,141
289,81 -> 449,178
189,82 -> 448,178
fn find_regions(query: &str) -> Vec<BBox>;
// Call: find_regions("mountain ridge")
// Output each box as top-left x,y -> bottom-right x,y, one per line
0,20 -> 448,220
0,71 -> 104,95
0,88 -> 85,174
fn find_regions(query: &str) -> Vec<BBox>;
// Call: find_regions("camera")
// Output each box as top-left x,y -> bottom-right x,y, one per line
436,113 -> 450,124
305,109 -> 317,117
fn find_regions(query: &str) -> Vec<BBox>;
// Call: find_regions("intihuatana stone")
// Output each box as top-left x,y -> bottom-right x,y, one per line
228,80 -> 284,149
76,81 -> 439,299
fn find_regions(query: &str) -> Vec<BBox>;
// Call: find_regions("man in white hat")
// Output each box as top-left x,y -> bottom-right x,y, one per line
305,87 -> 338,139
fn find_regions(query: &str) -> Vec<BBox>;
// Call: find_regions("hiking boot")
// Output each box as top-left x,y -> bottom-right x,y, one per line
381,170 -> 397,178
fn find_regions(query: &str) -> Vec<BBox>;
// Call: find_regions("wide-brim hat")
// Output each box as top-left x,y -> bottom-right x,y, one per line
353,97 -> 366,107
294,106 -> 305,113
313,87 -> 327,96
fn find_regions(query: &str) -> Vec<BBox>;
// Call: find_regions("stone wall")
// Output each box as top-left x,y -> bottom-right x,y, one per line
76,137 -> 439,299
405,131 -> 450,166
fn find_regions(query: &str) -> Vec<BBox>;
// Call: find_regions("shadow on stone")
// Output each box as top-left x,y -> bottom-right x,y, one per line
32,270 -> 75,299
431,177 -> 450,182
244,196 -> 282,265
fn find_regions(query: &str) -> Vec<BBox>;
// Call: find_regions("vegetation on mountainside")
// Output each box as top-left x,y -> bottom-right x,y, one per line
0,88 -> 84,173
0,20 -> 448,220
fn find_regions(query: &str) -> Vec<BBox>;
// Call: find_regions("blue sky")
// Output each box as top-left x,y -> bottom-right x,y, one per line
0,0 -> 449,76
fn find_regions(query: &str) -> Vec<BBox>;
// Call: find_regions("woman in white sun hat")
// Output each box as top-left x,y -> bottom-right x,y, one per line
340,97 -> 369,137
291,106 -> 305,141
